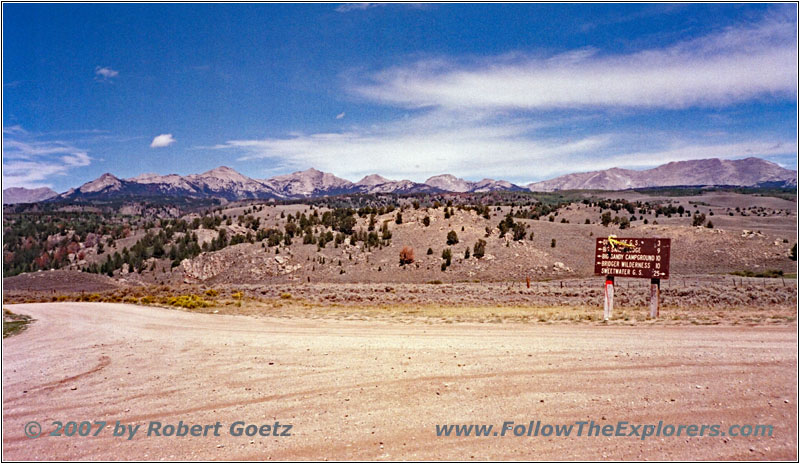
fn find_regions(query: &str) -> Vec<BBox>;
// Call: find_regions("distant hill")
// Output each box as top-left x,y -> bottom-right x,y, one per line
3,187 -> 58,204
12,156 -> 795,204
527,157 -> 797,192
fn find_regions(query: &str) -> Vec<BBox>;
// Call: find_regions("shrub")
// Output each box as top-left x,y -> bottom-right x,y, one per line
512,223 -> 527,240
381,221 -> 392,240
551,239 -> 556,248
441,248 -> 452,267
427,247 -> 433,255
280,292 -> 292,299
422,216 -> 431,227
399,247 -> 415,265
731,269 -> 784,278
165,295 -> 210,310
204,288 -> 219,297
473,239 -> 486,259
447,230 -> 459,245
464,248 -> 470,259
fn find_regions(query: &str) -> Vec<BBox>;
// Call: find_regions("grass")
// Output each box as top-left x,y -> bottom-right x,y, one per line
2,281 -> 795,326
3,309 -> 33,338
164,294 -> 210,309
631,185 -> 796,201
730,269 -> 785,278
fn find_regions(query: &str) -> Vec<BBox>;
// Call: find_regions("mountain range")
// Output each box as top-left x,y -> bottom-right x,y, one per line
2,157 -> 796,204
527,157 -> 797,192
2,187 -> 58,204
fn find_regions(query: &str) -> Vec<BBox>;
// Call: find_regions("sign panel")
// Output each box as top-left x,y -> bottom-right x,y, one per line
594,237 -> 671,279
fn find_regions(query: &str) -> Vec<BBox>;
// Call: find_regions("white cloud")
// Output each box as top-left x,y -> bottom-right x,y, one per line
335,3 -> 430,13
150,133 -> 176,148
335,3 -> 378,13
94,66 -> 119,81
336,112 -> 346,120
209,111 -> 616,182
2,125 -> 27,135
208,107 -> 796,184
2,128 -> 92,188
353,16 -> 797,110
206,13 -> 797,184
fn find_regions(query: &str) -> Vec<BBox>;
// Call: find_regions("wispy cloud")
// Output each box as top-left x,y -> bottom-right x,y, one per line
3,125 -> 27,135
335,3 -> 429,13
336,112 -> 346,120
210,124 -> 795,183
94,66 -> 119,81
150,133 -> 176,148
2,127 -> 92,188
335,3 -> 377,13
354,15 -> 797,110
208,110 -> 612,182
207,12 -> 797,184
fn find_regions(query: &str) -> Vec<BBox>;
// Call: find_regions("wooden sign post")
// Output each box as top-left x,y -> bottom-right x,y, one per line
594,236 -> 671,320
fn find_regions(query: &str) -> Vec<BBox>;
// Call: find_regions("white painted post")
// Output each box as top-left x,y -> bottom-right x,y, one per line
604,276 -> 614,321
649,278 -> 660,318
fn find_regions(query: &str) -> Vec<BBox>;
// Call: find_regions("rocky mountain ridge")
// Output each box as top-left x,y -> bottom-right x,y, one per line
4,157 -> 795,204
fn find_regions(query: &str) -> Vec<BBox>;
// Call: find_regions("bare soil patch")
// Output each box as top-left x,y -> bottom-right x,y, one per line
2,302 -> 796,460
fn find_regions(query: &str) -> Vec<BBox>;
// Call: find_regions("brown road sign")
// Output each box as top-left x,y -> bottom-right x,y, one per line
594,237 -> 671,279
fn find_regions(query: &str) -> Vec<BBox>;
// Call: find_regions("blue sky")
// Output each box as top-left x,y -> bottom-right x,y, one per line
2,3 -> 797,191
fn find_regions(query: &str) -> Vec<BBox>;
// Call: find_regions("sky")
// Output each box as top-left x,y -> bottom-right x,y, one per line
2,3 -> 798,191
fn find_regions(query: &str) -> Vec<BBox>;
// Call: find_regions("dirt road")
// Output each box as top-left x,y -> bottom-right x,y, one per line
3,303 -> 796,460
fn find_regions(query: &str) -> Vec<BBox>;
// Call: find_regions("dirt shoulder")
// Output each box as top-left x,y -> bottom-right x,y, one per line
2,302 -> 796,460
4,277 -> 796,326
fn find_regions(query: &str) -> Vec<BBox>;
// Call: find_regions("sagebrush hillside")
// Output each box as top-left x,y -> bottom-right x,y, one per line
3,189 -> 796,286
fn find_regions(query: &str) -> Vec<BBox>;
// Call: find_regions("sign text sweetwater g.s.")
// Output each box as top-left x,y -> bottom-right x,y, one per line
593,237 -> 671,279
